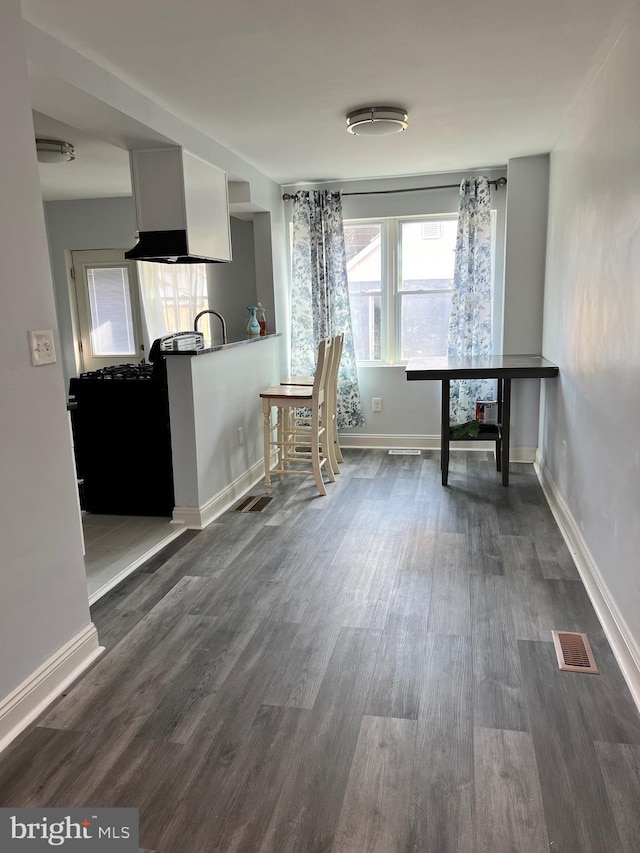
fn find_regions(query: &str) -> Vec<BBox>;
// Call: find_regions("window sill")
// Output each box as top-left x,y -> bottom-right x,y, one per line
356,362 -> 408,369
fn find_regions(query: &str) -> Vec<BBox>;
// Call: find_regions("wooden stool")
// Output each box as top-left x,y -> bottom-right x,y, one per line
281,333 -> 344,474
260,338 -> 335,496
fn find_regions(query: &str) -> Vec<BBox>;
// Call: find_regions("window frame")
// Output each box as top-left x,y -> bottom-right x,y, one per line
345,213 -> 461,365
69,249 -> 145,373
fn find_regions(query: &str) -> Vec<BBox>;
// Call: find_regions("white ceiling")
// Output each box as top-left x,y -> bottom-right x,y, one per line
22,0 -> 636,191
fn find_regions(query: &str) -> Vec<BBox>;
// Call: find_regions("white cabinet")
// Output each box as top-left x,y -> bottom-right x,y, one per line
129,147 -> 232,262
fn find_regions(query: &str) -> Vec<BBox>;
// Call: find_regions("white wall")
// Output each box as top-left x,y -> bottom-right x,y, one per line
541,8 -> 640,662
26,21 -> 289,383
167,338 -> 281,521
45,199 -> 262,376
207,217 -> 258,343
283,169 -> 514,443
0,11 -> 290,743
503,154 -> 551,450
283,163 -> 551,453
44,196 -> 137,384
0,0 -> 95,707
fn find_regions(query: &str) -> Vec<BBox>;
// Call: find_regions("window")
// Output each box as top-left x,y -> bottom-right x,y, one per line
137,262 -> 209,343
71,250 -> 145,372
345,216 -> 460,363
345,223 -> 382,360
86,266 -> 136,356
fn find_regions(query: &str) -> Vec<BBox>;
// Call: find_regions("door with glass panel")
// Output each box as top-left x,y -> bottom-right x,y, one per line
71,250 -> 144,372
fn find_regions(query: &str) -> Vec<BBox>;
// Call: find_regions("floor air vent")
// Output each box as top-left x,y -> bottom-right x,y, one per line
234,495 -> 273,513
388,449 -> 421,455
551,631 -> 599,674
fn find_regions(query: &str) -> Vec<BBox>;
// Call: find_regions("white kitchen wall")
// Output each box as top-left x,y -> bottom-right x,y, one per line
283,166 -> 553,452
44,196 -> 137,385
26,20 -> 289,383
502,154 -> 551,450
0,0 -> 98,742
541,7 -> 640,683
0,12 -> 290,747
167,338 -> 281,522
207,218 -> 259,342
45,198 -> 262,378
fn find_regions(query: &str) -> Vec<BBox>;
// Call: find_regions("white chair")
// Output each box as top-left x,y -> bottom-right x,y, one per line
281,333 -> 344,475
260,338 -> 335,496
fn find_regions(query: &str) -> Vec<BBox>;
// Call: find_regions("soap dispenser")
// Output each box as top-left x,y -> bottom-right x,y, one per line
257,303 -> 267,336
246,306 -> 260,337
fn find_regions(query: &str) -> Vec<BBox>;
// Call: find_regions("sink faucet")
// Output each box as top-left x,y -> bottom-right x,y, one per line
194,309 -> 227,345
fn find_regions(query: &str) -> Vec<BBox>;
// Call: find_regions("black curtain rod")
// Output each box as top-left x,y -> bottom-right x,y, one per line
282,176 -> 506,201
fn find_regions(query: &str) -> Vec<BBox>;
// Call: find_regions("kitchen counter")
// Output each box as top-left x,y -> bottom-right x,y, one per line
162,333 -> 281,356
164,333 -> 282,528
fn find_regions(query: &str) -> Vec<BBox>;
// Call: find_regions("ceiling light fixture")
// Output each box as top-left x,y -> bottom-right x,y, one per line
346,106 -> 408,137
35,138 -> 75,164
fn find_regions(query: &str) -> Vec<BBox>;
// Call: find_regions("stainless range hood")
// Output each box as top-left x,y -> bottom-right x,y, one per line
125,147 -> 232,264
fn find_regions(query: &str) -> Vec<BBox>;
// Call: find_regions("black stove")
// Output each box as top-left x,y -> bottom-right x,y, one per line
78,363 -> 155,381
69,359 -> 173,516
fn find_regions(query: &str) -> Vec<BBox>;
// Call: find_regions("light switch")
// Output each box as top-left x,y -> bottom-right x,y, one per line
29,330 -> 57,366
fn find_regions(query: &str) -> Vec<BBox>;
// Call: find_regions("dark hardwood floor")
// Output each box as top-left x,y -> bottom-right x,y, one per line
2,450 -> 639,852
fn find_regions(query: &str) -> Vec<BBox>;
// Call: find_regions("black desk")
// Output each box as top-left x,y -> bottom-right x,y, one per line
405,355 -> 559,486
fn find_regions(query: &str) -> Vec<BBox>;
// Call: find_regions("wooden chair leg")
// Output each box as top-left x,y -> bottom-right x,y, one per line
324,432 -> 336,484
262,401 -> 272,494
276,407 -> 284,479
310,407 -> 327,496
324,410 -> 339,478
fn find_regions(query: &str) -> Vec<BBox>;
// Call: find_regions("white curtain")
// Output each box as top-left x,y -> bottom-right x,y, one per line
290,190 -> 364,428
448,177 -> 495,423
138,262 -> 208,343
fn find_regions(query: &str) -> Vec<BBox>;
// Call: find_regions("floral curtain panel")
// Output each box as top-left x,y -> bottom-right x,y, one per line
290,190 -> 364,428
448,177 -> 495,423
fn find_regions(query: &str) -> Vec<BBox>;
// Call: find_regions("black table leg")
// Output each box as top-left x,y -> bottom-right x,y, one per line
496,378 -> 503,472
501,378 -> 511,486
441,379 -> 450,486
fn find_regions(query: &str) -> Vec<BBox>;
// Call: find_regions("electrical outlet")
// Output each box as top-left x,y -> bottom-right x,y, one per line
237,427 -> 244,446
372,397 -> 383,412
29,330 -> 56,366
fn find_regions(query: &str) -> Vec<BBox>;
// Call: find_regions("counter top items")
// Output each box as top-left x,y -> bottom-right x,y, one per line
247,306 -> 261,337
194,309 -> 227,344
150,332 -> 205,361
160,332 -> 281,356
406,354 -> 559,486
257,303 -> 267,336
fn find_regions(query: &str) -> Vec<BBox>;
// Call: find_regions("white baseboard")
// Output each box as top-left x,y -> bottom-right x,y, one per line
510,446 -> 537,463
339,433 -> 536,462
87,524 -> 186,606
172,458 -> 266,529
535,453 -> 640,712
0,624 -> 103,755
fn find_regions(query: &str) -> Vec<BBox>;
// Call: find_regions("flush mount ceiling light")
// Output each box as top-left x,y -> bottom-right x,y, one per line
346,106 -> 408,136
35,138 -> 75,164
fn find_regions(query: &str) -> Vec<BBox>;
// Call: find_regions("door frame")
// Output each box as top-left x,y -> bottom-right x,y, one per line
68,249 -> 145,373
